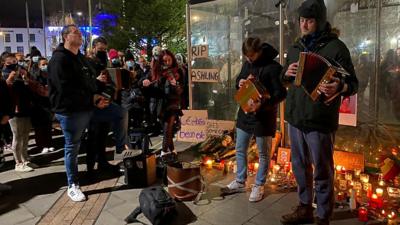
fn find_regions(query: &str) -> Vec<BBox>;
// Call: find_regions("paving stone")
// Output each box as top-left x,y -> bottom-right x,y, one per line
187,218 -> 213,225
0,205 -> 36,225
22,190 -> 64,216
200,207 -> 254,225
105,202 -> 138,221
94,210 -> 125,225
15,217 -> 41,225
102,194 -> 125,211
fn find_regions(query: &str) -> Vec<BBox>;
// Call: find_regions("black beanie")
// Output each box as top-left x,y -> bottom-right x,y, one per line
298,0 -> 327,31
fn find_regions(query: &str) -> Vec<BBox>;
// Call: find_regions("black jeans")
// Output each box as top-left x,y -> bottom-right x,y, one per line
162,114 -> 177,153
86,122 -> 110,171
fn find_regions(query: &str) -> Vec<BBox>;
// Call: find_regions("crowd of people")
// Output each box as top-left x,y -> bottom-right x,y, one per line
0,24 -> 189,201
0,0 -> 363,224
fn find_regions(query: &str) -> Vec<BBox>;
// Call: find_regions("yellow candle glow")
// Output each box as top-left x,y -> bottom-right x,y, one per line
254,162 -> 259,170
371,193 -> 378,200
379,180 -> 385,186
376,188 -> 384,197
336,165 -> 342,171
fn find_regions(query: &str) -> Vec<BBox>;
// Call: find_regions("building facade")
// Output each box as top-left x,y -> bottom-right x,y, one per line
0,28 -> 49,57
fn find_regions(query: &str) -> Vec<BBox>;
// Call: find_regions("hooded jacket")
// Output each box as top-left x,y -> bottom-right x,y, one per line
48,44 -> 98,114
235,43 -> 287,137
282,24 -> 358,133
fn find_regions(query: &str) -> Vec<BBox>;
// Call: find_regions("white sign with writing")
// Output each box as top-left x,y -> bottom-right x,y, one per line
191,69 -> 220,83
191,45 -> 209,59
178,110 -> 208,142
206,120 -> 235,137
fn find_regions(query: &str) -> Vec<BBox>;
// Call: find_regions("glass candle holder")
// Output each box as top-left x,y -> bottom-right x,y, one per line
345,172 -> 353,181
358,207 -> 368,222
354,168 -> 361,177
360,173 -> 369,183
376,188 -> 384,197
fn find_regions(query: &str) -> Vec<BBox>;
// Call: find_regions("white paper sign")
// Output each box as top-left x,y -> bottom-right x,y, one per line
177,110 -> 208,142
191,69 -> 220,82
191,45 -> 209,59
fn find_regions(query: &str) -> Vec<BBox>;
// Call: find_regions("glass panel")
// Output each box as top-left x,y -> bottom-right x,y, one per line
190,0 -> 242,120
5,34 -> 10,42
16,34 -> 23,43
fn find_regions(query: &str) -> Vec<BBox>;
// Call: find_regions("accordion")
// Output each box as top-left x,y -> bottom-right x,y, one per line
295,52 -> 349,103
234,79 -> 270,114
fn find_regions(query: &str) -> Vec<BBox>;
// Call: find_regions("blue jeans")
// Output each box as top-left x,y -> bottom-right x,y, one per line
288,124 -> 335,219
235,128 -> 271,186
56,103 -> 129,186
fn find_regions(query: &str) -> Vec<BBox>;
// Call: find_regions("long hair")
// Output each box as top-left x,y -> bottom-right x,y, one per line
151,49 -> 178,81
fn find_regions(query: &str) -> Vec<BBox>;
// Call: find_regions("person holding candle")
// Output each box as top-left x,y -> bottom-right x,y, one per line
280,0 -> 358,224
223,37 -> 287,202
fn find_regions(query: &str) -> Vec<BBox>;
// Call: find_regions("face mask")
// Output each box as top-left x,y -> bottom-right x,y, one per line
6,63 -> 18,71
111,58 -> 120,64
32,56 -> 40,63
40,65 -> 48,72
18,61 -> 27,68
126,61 -> 134,70
96,51 -> 108,66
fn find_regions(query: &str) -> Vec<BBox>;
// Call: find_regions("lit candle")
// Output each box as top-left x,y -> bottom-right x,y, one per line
358,207 -> 368,222
254,162 -> 259,170
337,192 -> 344,201
345,172 -> 353,181
354,169 -> 361,177
379,180 -> 385,186
376,188 -> 384,197
336,165 -> 343,171
360,174 -> 369,183
206,159 -> 213,169
273,165 -> 280,174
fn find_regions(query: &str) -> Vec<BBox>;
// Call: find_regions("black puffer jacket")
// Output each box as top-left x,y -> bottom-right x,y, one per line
282,24 -> 358,133
48,44 -> 98,114
236,43 -> 287,137
0,79 -> 12,119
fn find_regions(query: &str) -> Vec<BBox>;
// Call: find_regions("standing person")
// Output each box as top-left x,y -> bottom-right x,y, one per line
223,37 -> 286,202
0,76 -> 12,194
280,1 -> 358,224
2,53 -> 34,172
142,50 -> 184,160
48,25 -> 134,202
31,57 -> 54,153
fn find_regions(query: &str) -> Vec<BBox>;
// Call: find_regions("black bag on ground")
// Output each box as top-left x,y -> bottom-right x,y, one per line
125,186 -> 176,225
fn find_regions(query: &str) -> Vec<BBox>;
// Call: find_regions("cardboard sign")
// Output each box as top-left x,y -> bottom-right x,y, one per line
191,45 -> 209,59
177,110 -> 208,142
206,120 -> 235,137
191,69 -> 220,82
333,150 -> 364,172
277,147 -> 291,165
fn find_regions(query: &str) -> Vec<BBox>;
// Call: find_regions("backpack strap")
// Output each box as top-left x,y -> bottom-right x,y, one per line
124,206 -> 142,223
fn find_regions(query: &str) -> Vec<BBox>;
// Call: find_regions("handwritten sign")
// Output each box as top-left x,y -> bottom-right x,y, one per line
334,150 -> 364,171
206,120 -> 235,137
191,69 -> 220,82
277,147 -> 291,165
178,110 -> 208,142
191,45 -> 208,59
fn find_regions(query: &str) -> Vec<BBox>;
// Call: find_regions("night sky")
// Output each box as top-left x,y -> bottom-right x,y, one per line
0,0 -> 100,28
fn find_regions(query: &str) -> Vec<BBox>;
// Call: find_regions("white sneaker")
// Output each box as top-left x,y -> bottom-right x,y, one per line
48,147 -> 55,152
249,184 -> 264,202
15,163 -> 34,172
226,180 -> 246,192
67,184 -> 86,202
41,148 -> 49,154
24,161 -> 38,168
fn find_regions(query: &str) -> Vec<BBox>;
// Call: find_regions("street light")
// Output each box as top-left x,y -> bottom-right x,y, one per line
77,11 -> 83,16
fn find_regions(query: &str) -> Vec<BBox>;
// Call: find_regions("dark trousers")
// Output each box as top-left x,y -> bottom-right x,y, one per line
86,122 -> 110,171
288,124 -> 335,219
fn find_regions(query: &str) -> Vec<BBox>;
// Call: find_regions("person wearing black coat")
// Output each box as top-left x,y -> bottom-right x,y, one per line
280,1 -> 358,225
0,78 -> 12,195
224,37 -> 286,202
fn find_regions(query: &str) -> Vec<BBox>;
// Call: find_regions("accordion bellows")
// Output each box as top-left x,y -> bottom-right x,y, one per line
295,52 -> 349,103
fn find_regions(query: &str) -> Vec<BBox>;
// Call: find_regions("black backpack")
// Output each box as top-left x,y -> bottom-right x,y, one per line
125,186 -> 176,225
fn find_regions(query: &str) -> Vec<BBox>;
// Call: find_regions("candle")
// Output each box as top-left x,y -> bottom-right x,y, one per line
369,194 -> 383,209
205,159 -> 213,169
379,180 -> 385,186
273,165 -> 280,174
358,207 -> 368,222
337,192 -> 345,201
376,188 -> 384,197
353,181 -> 362,191
345,172 -> 353,181
254,162 -> 259,170
354,168 -> 361,177
360,173 -> 369,183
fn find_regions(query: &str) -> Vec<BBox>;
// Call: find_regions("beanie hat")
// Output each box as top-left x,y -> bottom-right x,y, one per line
108,49 -> 118,60
298,0 -> 327,31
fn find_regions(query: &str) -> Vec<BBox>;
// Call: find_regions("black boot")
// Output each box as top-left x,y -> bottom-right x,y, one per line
280,204 -> 314,225
315,217 -> 330,225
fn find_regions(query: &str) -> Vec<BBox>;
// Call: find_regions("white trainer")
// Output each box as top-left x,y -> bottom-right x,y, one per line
48,147 -> 55,152
249,184 -> 264,202
67,184 -> 86,202
41,148 -> 49,154
226,180 -> 246,192
15,163 -> 34,172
